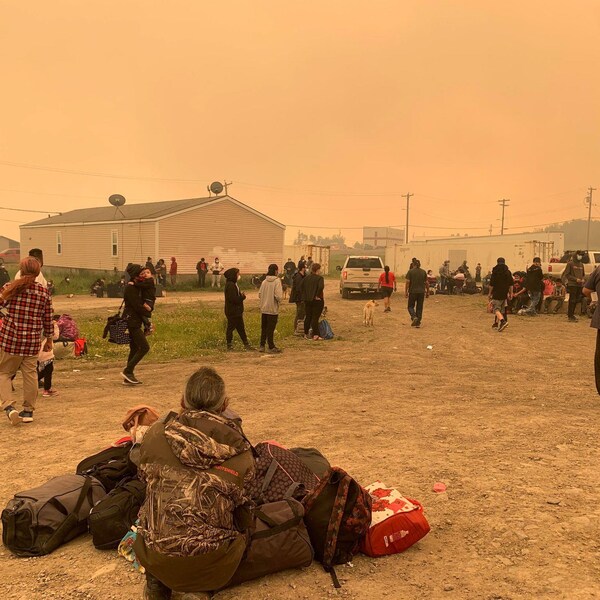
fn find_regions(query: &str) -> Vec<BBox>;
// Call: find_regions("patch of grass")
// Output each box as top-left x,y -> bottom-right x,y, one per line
70,301 -> 295,363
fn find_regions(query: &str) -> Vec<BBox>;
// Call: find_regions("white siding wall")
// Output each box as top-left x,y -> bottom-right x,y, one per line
158,199 -> 285,273
20,222 -> 156,271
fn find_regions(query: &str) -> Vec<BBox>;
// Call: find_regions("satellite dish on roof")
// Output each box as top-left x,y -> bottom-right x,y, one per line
209,181 -> 224,195
109,194 -> 126,207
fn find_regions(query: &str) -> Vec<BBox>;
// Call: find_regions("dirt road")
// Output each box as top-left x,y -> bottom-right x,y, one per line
1,285 -> 599,600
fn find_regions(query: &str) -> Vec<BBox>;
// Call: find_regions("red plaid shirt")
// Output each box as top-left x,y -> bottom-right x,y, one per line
0,283 -> 54,356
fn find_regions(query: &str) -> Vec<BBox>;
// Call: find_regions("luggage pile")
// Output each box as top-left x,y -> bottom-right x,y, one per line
1,417 -> 430,592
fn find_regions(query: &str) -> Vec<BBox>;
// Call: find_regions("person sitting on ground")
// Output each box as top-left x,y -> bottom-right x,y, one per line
453,269 -> 466,294
509,273 -> 527,312
90,278 -> 106,297
134,367 -> 255,600
543,278 -> 566,314
426,269 -> 437,290
224,267 -> 253,351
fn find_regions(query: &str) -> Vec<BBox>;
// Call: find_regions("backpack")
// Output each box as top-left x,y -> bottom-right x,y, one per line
302,467 -> 372,588
57,314 -> 79,341
222,499 -> 313,589
88,478 -> 146,550
290,447 -> 331,479
318,319 -> 334,340
73,338 -> 87,357
246,442 -> 321,504
1,475 -> 106,557
76,442 -> 137,493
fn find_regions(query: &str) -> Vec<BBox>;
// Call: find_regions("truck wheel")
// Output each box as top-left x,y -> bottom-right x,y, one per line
342,288 -> 350,299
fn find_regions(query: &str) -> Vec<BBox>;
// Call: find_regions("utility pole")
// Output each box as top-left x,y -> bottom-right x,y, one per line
402,193 -> 413,244
489,224 -> 493,236
585,186 -> 596,251
498,199 -> 510,235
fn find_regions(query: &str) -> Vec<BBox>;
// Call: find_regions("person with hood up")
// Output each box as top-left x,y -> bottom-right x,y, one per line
289,261 -> 307,334
488,257 -> 513,332
520,257 -> 543,316
563,251 -> 586,322
223,268 -> 253,351
302,263 -> 325,340
134,367 -> 255,599
122,264 -> 152,385
258,264 -> 283,353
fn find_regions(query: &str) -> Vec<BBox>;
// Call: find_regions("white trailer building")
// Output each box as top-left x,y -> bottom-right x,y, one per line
385,231 -> 564,275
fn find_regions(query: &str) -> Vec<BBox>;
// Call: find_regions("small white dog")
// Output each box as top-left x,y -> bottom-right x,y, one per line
363,299 -> 379,326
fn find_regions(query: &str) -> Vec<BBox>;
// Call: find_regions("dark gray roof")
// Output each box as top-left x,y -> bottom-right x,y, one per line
23,196 -> 219,227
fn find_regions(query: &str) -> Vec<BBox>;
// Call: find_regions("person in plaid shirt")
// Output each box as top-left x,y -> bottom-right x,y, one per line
0,256 -> 53,425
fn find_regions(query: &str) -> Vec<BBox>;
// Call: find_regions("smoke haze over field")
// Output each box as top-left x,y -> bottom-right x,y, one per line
1,1 -> 599,245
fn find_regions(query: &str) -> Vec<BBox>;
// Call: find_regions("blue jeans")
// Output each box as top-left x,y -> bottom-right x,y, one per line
524,291 -> 541,315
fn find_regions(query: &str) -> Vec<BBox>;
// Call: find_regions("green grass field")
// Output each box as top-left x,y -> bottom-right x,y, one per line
68,301 -> 295,364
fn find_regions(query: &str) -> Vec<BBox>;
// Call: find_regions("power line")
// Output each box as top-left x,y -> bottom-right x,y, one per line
0,206 -> 60,214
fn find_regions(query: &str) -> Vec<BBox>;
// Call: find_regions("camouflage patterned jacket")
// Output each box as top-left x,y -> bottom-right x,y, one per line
136,409 -> 255,558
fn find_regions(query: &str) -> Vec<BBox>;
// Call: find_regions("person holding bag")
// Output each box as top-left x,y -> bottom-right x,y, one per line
302,263 -> 325,340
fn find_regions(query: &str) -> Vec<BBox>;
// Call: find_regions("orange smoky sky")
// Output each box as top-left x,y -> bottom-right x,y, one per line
0,1 -> 599,245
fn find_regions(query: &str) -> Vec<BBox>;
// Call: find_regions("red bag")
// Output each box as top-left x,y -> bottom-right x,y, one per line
360,482 -> 430,557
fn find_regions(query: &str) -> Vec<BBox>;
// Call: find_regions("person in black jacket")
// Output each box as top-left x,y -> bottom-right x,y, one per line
224,268 -> 253,351
289,262 -> 307,333
122,264 -> 152,385
302,263 -> 325,340
520,257 -> 543,316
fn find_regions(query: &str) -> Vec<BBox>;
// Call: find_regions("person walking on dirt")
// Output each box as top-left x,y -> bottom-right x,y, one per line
521,257 -> 543,316
196,258 -> 208,287
378,265 -> 397,312
302,263 -> 325,340
0,256 -> 54,425
563,252 -> 586,322
169,257 -> 178,287
405,260 -> 429,328
583,267 -> 600,395
488,257 -> 513,332
258,264 -> 283,353
224,268 -> 253,351
122,264 -> 152,385
289,262 -> 307,333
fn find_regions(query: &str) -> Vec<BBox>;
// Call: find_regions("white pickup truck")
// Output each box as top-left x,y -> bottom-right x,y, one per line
541,251 -> 600,279
339,256 -> 385,299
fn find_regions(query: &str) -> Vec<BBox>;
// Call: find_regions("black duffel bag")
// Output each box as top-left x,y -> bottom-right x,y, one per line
76,442 -> 137,492
88,478 -> 146,549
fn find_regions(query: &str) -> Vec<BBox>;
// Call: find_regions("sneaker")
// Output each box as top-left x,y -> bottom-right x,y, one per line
4,406 -> 19,426
18,410 -> 34,423
410,318 -> 417,327
267,347 -> 282,354
122,371 -> 142,385
226,345 -> 234,352
259,345 -> 266,353
415,320 -> 421,328
491,322 -> 498,329
42,389 -> 59,397
517,309 -> 526,316
243,344 -> 256,351
498,320 -> 509,332
568,316 -> 578,322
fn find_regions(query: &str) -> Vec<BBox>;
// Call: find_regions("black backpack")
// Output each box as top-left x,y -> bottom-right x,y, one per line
302,467 -> 372,588
88,478 -> 146,549
76,442 -> 137,492
2,475 -> 106,557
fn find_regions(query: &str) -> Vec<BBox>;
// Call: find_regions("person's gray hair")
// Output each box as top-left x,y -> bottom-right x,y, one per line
183,367 -> 227,413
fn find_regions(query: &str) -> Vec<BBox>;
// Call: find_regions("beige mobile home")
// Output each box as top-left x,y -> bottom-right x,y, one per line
20,195 -> 285,273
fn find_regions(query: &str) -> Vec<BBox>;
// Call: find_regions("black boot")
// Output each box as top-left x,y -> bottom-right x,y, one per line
144,573 -> 172,600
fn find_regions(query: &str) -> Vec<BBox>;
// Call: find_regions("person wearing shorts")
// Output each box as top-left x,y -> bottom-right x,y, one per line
488,257 -> 513,332
378,266 -> 397,312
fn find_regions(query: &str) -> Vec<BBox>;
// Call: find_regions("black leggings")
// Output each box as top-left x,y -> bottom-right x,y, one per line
226,316 -> 248,345
260,314 -> 278,349
38,362 -> 53,391
304,300 -> 324,336
126,327 -> 150,374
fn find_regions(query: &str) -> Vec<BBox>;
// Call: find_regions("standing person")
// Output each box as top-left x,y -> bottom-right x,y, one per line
37,317 -> 60,397
196,258 -> 208,287
289,261 -> 307,333
145,257 -> 156,276
15,248 -> 48,287
306,256 -> 314,272
0,260 -> 9,288
439,260 -> 450,293
0,257 -> 54,425
157,259 -> 167,287
210,257 -> 224,288
122,264 -> 152,385
405,260 -> 429,328
378,265 -> 397,312
521,257 -> 544,316
563,251 -> 586,322
258,264 -> 283,353
224,268 -> 253,351
283,257 -> 296,286
134,367 -> 255,599
302,263 -> 325,340
583,268 -> 600,395
169,257 -> 178,287
297,255 -> 306,270
488,257 -> 513,332
475,263 -> 482,283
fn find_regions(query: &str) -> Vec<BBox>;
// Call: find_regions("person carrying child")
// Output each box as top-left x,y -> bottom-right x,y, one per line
38,316 -> 60,397
128,267 -> 156,334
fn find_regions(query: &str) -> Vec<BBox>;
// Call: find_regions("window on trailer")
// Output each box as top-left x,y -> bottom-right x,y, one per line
111,230 -> 118,257
56,232 -> 62,255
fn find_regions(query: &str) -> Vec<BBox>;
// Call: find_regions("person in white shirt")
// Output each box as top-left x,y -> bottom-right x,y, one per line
15,248 -> 48,288
210,258 -> 224,288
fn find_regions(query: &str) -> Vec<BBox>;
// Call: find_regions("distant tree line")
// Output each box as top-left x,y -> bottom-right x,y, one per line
541,219 -> 600,250
293,231 -> 346,246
